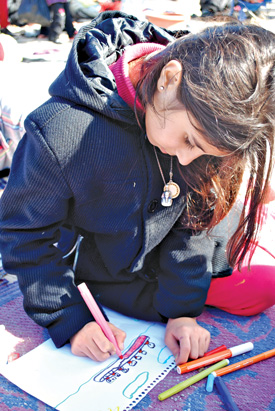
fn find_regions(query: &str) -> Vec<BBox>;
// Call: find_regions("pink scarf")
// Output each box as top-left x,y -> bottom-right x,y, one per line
109,43 -> 165,112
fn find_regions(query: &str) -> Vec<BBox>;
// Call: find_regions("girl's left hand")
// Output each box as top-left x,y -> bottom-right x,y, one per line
165,317 -> 210,365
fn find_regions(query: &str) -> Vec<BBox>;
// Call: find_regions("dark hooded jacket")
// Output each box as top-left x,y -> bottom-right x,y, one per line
0,12 -> 238,348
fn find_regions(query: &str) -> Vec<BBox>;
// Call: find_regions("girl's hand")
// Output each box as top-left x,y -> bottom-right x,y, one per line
165,317 -> 210,365
70,321 -> 126,362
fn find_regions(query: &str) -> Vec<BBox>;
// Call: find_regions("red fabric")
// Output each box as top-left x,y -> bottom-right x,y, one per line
264,182 -> 275,203
100,0 -> 122,12
207,205 -> 275,316
0,0 -> 9,29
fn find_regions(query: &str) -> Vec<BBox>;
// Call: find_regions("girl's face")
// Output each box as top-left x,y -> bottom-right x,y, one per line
145,105 -> 226,166
145,59 -> 227,166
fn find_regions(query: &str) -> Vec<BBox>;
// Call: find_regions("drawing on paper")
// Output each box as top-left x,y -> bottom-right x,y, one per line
93,335 -> 155,384
123,371 -> 149,399
0,309 -> 176,411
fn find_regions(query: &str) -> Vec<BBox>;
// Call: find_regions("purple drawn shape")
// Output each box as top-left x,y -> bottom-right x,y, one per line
93,335 -> 155,383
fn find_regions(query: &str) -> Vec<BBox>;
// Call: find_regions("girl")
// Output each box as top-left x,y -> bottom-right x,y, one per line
0,11 -> 274,365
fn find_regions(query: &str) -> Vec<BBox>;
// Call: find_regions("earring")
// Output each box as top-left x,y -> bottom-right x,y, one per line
160,86 -> 164,90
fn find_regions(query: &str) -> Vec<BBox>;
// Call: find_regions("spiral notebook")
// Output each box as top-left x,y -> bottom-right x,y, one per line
0,308 -> 175,411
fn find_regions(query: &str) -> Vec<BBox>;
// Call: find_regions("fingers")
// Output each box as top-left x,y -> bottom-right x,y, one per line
74,341 -> 112,362
165,317 -> 211,365
70,322 -> 114,361
93,329 -> 117,359
109,323 -> 126,351
165,330 -> 182,363
189,331 -> 210,359
70,321 -> 126,362
178,335 -> 191,364
177,329 -> 210,365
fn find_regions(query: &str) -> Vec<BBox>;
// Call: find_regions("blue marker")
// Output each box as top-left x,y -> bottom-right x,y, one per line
214,376 -> 240,411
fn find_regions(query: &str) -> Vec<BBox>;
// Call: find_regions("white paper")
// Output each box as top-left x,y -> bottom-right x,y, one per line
0,308 -> 175,411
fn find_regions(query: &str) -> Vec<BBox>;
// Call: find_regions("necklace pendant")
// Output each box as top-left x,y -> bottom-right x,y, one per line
153,146 -> 180,207
165,181 -> 181,199
161,184 -> 173,207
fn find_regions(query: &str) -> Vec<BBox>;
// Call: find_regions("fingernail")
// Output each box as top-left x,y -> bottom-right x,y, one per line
108,350 -> 115,356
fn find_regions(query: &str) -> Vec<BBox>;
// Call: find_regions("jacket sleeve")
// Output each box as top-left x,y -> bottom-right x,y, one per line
154,226 -> 216,319
0,119 -> 94,348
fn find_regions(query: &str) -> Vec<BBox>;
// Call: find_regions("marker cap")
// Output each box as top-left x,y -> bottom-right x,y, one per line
206,373 -> 216,392
230,342 -> 254,357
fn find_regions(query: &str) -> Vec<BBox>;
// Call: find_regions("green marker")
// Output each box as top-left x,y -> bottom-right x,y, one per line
158,359 -> 229,401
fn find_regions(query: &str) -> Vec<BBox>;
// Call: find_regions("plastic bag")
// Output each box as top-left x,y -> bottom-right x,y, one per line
17,0 -> 51,26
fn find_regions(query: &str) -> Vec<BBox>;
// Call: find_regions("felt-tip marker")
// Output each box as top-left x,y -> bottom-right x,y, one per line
214,376 -> 240,411
77,282 -> 123,359
177,342 -> 253,374
204,344 -> 227,357
206,347 -> 275,392
158,359 -> 229,401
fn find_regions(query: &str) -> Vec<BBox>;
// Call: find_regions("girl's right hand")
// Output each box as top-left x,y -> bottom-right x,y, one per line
70,321 -> 126,362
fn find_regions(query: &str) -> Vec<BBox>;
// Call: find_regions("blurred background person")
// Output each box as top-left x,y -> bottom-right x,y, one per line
45,0 -> 76,43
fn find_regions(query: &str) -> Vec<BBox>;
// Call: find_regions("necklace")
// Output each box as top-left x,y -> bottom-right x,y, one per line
153,146 -> 180,207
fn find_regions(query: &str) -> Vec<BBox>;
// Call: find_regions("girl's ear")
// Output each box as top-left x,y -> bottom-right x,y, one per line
157,60 -> 182,91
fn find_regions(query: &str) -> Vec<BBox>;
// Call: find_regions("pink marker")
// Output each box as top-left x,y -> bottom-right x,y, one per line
77,282 -> 123,359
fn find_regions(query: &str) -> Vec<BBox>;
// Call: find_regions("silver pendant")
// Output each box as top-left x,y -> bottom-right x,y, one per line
153,146 -> 180,208
161,184 -> 173,207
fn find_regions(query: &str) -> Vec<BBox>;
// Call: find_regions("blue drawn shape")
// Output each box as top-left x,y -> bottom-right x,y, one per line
123,372 -> 149,399
157,346 -> 174,364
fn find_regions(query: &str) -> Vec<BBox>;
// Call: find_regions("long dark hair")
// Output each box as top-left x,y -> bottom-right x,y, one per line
136,23 -> 275,269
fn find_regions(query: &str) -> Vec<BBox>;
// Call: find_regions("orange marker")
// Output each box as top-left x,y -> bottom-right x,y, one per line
177,342 -> 253,374
206,347 -> 275,392
186,345 -> 227,363
212,348 -> 275,378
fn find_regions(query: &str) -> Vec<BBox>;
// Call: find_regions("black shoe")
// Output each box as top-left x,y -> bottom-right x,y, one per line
0,27 -> 15,37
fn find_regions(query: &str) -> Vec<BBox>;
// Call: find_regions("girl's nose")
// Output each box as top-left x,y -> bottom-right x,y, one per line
176,149 -> 203,166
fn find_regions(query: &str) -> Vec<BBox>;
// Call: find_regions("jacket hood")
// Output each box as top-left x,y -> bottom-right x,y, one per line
49,11 -> 176,124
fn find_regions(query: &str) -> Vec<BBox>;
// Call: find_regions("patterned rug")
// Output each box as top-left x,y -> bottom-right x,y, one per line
0,279 -> 274,411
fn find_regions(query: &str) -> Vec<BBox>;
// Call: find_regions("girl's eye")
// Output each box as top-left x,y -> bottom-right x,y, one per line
184,136 -> 195,150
